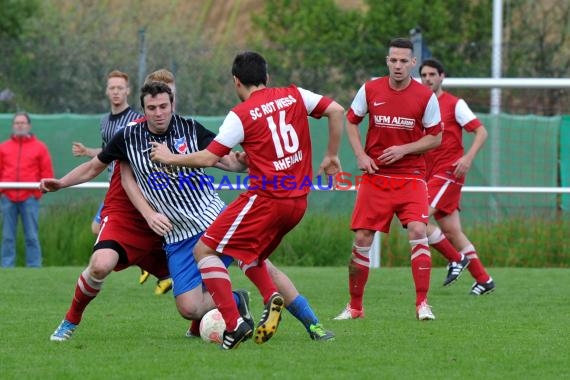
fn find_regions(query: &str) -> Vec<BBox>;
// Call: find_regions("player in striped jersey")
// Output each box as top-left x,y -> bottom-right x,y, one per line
71,70 -> 141,234
71,70 -> 172,295
137,69 -> 178,290
334,38 -> 442,322
149,52 -> 344,349
419,58 -> 495,295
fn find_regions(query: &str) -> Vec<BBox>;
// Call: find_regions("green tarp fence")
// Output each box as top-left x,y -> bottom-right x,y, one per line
0,113 -> 567,223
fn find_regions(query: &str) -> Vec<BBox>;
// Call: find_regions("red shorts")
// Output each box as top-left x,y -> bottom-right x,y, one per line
351,174 -> 429,233
95,214 -> 169,278
427,175 -> 463,219
201,192 -> 307,265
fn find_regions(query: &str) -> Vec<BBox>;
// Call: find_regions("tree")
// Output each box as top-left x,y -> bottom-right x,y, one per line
0,0 -> 242,114
0,0 -> 39,111
0,0 -> 38,38
251,0 -> 493,108
503,0 -> 570,114
252,0 -> 362,106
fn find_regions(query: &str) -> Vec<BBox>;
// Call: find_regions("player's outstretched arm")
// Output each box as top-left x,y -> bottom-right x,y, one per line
216,151 -> 248,173
149,141 -> 221,168
119,162 -> 172,236
40,156 -> 107,193
72,141 -> 102,158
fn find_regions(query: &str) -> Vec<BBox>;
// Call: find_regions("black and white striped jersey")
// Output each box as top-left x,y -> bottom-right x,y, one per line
100,106 -> 143,146
100,106 -> 142,177
98,114 -> 225,244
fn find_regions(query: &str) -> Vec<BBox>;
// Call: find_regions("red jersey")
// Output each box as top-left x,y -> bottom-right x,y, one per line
346,76 -> 441,177
207,85 -> 332,198
100,117 -> 147,221
424,91 -> 482,178
100,163 -> 146,223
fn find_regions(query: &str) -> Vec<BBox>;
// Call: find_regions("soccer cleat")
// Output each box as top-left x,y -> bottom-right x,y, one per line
470,279 -> 496,296
154,278 -> 173,295
443,254 -> 470,287
221,318 -> 253,350
50,319 -> 78,341
234,289 -> 254,332
308,323 -> 336,341
254,293 -> 285,344
185,329 -> 199,338
333,303 -> 365,320
185,328 -> 199,338
416,301 -> 435,321
139,270 -> 150,285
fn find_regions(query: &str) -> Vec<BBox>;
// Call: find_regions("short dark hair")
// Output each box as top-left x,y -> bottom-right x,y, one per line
140,81 -> 173,109
388,38 -> 414,52
419,58 -> 446,75
232,51 -> 268,87
13,112 -> 31,123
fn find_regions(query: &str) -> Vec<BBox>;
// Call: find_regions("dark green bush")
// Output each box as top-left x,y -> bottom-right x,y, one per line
3,199 -> 567,267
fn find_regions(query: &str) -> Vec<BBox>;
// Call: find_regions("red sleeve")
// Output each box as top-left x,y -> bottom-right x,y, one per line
206,140 -> 231,157
463,119 -> 482,133
346,108 -> 364,125
309,96 -> 333,119
426,123 -> 443,136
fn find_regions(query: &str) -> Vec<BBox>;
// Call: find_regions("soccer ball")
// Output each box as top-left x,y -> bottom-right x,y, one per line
199,308 -> 226,344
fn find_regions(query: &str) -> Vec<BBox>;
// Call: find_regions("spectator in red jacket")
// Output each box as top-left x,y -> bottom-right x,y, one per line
0,112 -> 54,267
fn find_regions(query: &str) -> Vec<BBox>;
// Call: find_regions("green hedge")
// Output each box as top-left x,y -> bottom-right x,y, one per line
3,199 -> 568,268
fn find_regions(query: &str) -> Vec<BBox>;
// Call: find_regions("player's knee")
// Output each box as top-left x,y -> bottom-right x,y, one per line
407,223 -> 426,240
194,240 -> 215,261
440,225 -> 462,242
87,264 -> 111,281
353,230 -> 374,247
177,304 -> 203,320
89,250 -> 118,277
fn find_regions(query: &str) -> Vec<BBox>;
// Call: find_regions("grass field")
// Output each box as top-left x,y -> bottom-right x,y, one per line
1,266 -> 568,380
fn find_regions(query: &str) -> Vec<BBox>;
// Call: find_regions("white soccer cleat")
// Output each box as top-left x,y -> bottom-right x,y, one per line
333,303 -> 365,320
416,301 -> 435,321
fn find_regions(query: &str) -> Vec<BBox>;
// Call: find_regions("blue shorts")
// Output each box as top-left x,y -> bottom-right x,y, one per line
164,233 -> 234,297
93,201 -> 104,224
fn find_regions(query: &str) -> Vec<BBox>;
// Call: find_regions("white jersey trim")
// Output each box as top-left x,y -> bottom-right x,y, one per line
455,99 -> 478,127
215,111 -> 244,150
430,179 -> 452,209
349,84 -> 368,118
297,87 -> 324,114
422,93 -> 442,128
216,194 -> 258,253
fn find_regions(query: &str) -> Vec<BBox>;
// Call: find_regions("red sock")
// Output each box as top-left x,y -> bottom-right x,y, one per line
410,239 -> 431,306
348,244 -> 370,311
427,227 -> 462,262
460,245 -> 491,283
64,269 -> 104,325
189,319 -> 200,336
197,255 -> 241,331
239,260 -> 278,304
